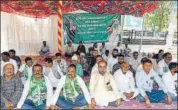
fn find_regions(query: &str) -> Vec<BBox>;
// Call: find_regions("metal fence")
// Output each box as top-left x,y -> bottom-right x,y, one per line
122,30 -> 169,39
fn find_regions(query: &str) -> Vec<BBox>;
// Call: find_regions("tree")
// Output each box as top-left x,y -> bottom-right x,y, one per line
144,1 -> 173,32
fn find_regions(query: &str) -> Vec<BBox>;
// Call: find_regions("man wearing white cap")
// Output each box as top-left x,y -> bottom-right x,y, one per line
1,62 -> 23,109
71,55 -> 84,77
1,52 -> 18,76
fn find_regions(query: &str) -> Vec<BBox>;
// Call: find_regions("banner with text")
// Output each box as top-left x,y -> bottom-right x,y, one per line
63,13 -> 121,44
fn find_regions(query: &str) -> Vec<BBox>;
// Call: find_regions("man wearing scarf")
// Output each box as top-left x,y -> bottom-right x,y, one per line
51,64 -> 94,109
17,64 -> 53,109
1,62 -> 23,109
89,60 -> 121,107
17,57 -> 34,84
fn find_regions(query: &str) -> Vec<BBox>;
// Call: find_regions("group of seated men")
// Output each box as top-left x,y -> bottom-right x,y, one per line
0,42 -> 177,109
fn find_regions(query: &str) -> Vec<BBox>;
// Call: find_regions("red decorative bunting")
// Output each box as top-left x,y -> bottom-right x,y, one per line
0,1 -> 158,18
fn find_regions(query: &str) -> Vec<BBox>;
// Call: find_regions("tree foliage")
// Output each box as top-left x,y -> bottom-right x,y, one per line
144,1 -> 173,32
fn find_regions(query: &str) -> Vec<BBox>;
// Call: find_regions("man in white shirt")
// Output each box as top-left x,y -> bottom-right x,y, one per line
65,41 -> 74,58
113,62 -> 139,101
89,60 -> 121,107
17,64 -> 53,109
54,53 -> 68,75
147,53 -> 157,71
1,52 -> 18,75
124,44 -> 131,57
43,57 -> 64,88
102,50 -> 110,61
163,62 -> 178,102
99,42 -> 106,56
39,41 -> 50,56
17,57 -> 34,84
112,54 -> 125,74
50,64 -> 94,109
129,51 -> 141,73
136,59 -> 172,107
115,42 -> 123,54
157,52 -> 172,78
91,55 -> 103,75
108,49 -> 119,72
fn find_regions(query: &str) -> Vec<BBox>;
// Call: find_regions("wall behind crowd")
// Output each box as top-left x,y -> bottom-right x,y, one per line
1,11 -> 175,56
1,12 -> 58,55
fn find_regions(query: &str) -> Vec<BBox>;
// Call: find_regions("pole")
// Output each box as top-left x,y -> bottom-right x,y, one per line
138,15 -> 144,53
58,1 -> 62,52
165,1 -> 177,49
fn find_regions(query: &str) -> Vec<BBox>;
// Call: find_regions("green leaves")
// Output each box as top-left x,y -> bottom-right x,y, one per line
144,1 -> 172,32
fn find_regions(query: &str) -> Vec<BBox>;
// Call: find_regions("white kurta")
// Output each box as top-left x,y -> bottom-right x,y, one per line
89,72 -> 120,106
129,57 -> 141,71
48,69 -> 60,88
102,54 -> 110,61
162,72 -> 177,96
113,69 -> 139,101
157,59 -> 169,77
108,57 -> 118,72
91,64 -> 98,75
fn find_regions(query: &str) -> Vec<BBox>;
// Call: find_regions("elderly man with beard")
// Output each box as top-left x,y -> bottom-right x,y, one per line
1,63 -> 23,109
50,64 -> 94,109
113,62 -> 139,101
108,49 -> 119,73
17,64 -> 53,109
89,60 -> 121,107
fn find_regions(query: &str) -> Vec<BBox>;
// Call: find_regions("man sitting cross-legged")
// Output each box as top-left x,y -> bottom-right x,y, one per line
113,62 -> 139,101
50,64 -> 94,109
17,64 -> 53,109
89,60 -> 122,107
136,59 -> 172,107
